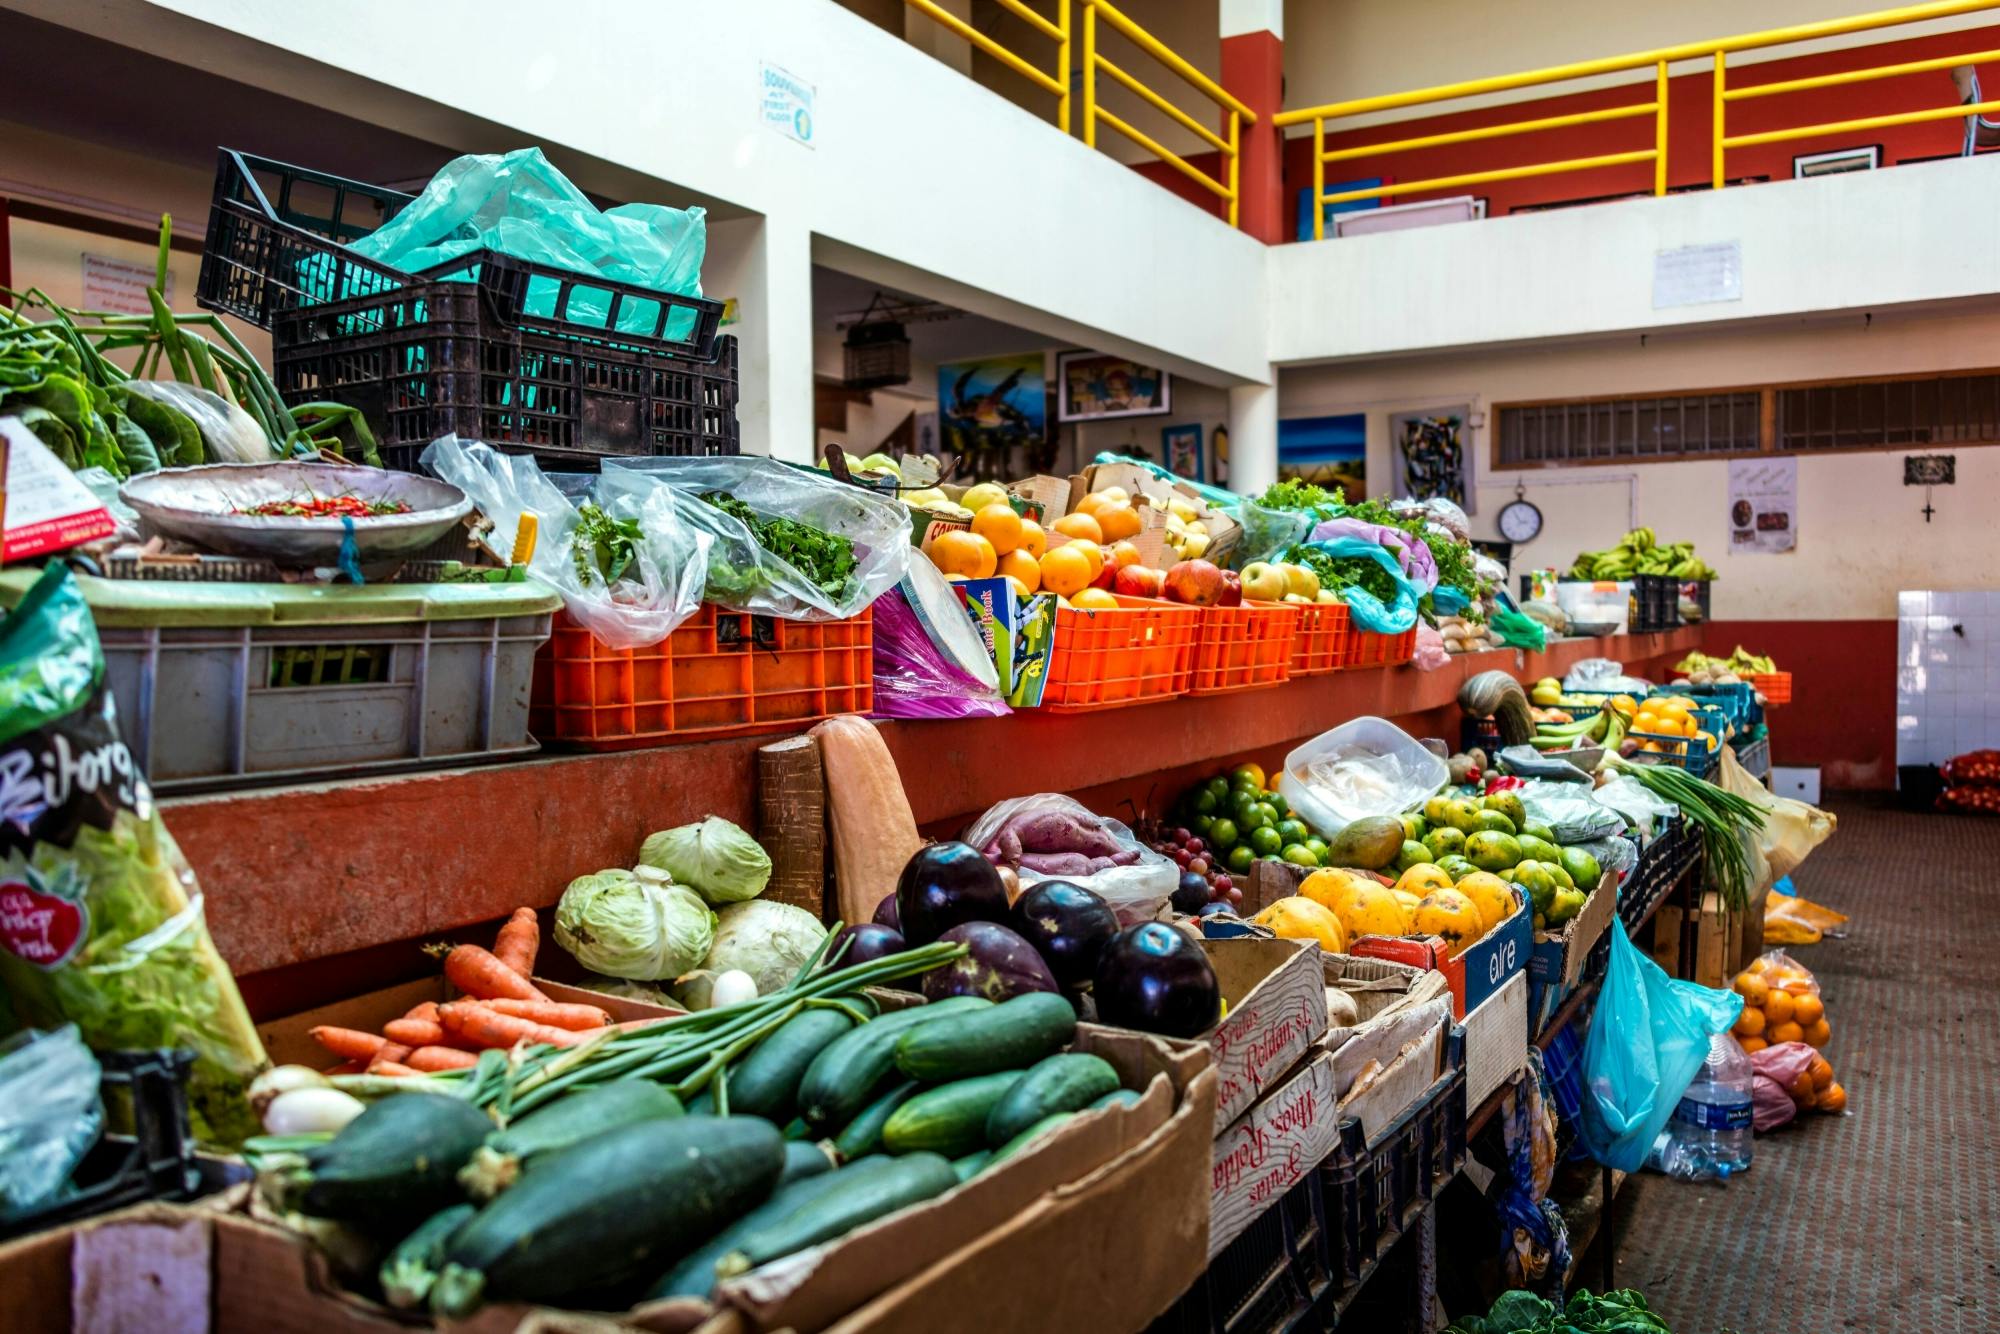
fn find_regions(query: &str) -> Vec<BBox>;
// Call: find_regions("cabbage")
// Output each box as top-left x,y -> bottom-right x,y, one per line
700,900 -> 828,996
554,867 -> 715,980
638,817 -> 772,904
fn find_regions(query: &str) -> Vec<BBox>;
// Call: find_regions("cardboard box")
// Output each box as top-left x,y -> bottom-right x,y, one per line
955,576 -> 1027,696
1329,997 -> 1449,1143
1199,936 -> 1330,1130
1772,765 -> 1822,805
1526,869 -> 1618,1033
1071,461 -> 1240,566
1463,969 -> 1530,1111
1321,952 -> 1452,1053
1653,889 -> 1742,989
1208,1049 -> 1338,1258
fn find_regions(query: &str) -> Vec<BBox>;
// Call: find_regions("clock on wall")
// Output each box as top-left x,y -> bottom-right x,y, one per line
1497,485 -> 1543,544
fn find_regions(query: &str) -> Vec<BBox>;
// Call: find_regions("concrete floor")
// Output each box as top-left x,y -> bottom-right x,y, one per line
1605,795 -> 2000,1333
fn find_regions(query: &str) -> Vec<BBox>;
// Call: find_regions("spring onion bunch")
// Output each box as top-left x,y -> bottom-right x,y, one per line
1606,758 -> 1766,910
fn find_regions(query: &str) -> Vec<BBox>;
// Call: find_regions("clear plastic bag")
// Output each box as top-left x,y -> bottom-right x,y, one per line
1589,774 -> 1680,837
871,588 -> 1010,720
961,795 -> 1175,924
604,456 -> 911,621
1279,717 -> 1448,835
420,435 -> 708,650
1520,785 -> 1627,843
1234,501 -> 1317,567
1578,922 -> 1743,1171
0,1026 -> 103,1222
1563,658 -> 1651,693
1568,834 -> 1637,883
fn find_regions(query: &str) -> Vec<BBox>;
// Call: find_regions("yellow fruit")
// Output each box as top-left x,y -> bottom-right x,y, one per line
1072,541 -> 1105,580
1071,588 -> 1119,610
1017,519 -> 1048,559
1770,1021 -> 1806,1045
1413,889 -> 1484,957
929,529 -> 996,579
1299,868 -> 1368,915
1733,1006 -> 1766,1038
1038,545 -> 1093,598
1452,871 -> 1516,934
1333,884 -> 1408,944
1110,540 -> 1143,568
959,482 -> 1008,513
1389,889 -> 1421,931
998,548 -> 1040,592
1052,512 -> 1104,544
1096,503 -> 1142,541
1763,989 -> 1796,1026
970,504 -> 1023,555
1394,864 -> 1454,896
1075,491 -> 1119,520
1252,898 -> 1349,954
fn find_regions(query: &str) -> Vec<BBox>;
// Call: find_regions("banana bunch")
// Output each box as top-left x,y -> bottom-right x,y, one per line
1567,529 -> 1716,580
1529,707 -> 1623,752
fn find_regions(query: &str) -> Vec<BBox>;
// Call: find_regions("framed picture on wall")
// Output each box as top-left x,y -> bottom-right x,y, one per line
1056,351 -> 1170,422
1793,145 -> 1880,177
1161,423 -> 1203,481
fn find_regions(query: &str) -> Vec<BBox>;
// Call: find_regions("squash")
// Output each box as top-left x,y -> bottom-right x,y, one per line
810,716 -> 921,926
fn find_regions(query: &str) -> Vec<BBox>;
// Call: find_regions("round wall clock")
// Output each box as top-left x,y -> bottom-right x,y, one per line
1497,496 -> 1543,544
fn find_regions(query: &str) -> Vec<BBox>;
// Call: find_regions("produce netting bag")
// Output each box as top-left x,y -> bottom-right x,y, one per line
0,564 -> 267,1147
961,794 -> 1176,924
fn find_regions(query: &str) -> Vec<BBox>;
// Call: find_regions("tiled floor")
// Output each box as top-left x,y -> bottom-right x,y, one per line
1606,795 -> 2000,1333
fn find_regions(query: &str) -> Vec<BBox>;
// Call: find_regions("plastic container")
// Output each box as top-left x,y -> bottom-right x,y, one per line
1629,574 -> 1679,633
1040,594 -> 1199,712
1147,1172 -> 1335,1334
197,149 -> 737,471
1651,1033 -> 1754,1180
0,570 -> 558,793
1187,600 -> 1302,695
1555,580 -> 1632,634
1345,625 -> 1417,669
1278,716 -> 1449,837
531,603 -> 872,747
1752,671 -> 1793,705
1288,600 -> 1352,676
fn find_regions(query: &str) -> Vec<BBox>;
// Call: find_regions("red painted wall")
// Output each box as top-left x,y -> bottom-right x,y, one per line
1698,620 -> 1898,790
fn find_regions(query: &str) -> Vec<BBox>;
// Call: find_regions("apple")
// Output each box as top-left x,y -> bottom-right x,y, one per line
1090,558 -> 1118,590
1163,559 -> 1225,606
1281,563 -> 1321,600
1283,592 -> 1312,604
1240,562 -> 1288,602
1315,589 -> 1342,605
1114,564 -> 1165,598
1218,570 -> 1243,607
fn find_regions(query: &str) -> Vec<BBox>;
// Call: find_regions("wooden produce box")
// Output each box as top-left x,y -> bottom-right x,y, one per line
1463,970 -> 1530,1111
1070,460 -> 1240,566
1321,952 -> 1452,1055
1208,1050 -> 1340,1259
1652,889 -> 1742,989
1198,936 -> 1329,1131
1328,997 -> 1449,1145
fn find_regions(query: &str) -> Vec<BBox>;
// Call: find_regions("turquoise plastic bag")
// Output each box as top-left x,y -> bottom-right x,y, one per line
1578,922 -> 1743,1172
1298,537 -> 1421,634
1430,584 -> 1471,616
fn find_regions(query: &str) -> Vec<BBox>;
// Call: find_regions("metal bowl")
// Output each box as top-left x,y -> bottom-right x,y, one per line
119,462 -> 472,566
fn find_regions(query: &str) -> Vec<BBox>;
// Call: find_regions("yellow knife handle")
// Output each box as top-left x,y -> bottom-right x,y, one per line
510,513 -> 539,567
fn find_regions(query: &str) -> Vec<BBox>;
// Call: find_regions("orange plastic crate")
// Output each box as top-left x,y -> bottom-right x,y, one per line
1752,671 -> 1792,705
1041,594 -> 1199,712
1346,625 -> 1418,670
531,604 -> 873,748
1289,600 -> 1352,676
1187,600 -> 1303,695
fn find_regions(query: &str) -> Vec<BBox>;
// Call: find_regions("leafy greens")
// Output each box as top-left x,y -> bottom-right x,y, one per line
702,491 -> 857,600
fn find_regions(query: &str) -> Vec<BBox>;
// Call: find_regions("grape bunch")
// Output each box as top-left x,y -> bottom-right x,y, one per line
1135,818 -> 1241,915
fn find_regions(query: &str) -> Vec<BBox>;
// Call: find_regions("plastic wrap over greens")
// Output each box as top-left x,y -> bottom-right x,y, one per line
1518,785 -> 1627,844
0,1026 -> 103,1221
638,817 -> 772,905
554,867 -> 715,980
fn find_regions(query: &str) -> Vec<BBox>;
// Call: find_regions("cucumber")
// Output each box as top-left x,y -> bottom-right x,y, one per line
781,1116 -> 811,1141
379,1202 -> 475,1310
729,1005 -> 864,1122
715,1152 -> 959,1279
643,1157 -> 902,1302
460,1080 -> 682,1199
989,1112 -> 1074,1166
431,1116 -> 784,1316
893,993 -> 1076,1083
950,1150 -> 992,1183
778,1139 -> 838,1186
984,1053 -> 1121,1146
285,1093 -> 493,1228
882,1072 -> 1027,1158
797,996 -> 991,1132
832,1079 -> 920,1161
685,1089 -> 716,1116
1090,1088 -> 1144,1112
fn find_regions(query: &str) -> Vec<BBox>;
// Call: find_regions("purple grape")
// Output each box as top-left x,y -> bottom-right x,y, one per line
1173,827 -> 1193,844
1184,838 -> 1205,856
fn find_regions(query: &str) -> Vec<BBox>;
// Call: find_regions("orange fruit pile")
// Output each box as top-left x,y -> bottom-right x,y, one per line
1731,955 -> 1832,1055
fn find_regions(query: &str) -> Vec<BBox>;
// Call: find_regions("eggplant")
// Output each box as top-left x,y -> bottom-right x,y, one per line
1009,881 -> 1117,990
895,842 -> 1007,945
872,893 -> 901,932
1171,872 -> 1212,916
834,922 -> 907,967
922,922 -> 1059,1003
1093,923 -> 1221,1039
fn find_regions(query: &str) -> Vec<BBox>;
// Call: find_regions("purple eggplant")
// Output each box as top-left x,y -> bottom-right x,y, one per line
871,893 -> 901,932
1093,923 -> 1220,1039
922,921 -> 1059,1003
1010,880 -> 1118,990
1171,872 -> 1212,916
833,922 -> 907,967
895,842 -> 1007,946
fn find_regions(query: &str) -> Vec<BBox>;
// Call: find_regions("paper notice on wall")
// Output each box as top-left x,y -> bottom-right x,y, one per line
82,252 -> 168,316
1652,241 -> 1741,309
759,61 -> 815,148
1728,456 -> 1797,554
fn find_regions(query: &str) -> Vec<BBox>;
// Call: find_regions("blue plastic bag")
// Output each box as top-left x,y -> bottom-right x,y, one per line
1578,921 -> 1743,1172
1297,537 -> 1421,634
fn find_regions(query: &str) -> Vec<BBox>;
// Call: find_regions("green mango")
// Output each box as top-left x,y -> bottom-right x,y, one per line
1516,836 -> 1563,865
1425,827 -> 1467,859
1480,792 -> 1527,829
1465,831 -> 1522,873
1560,846 -> 1603,889
1474,810 -> 1517,836
1394,841 -> 1434,873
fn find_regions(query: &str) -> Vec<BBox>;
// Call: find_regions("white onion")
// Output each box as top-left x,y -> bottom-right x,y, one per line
710,969 -> 760,1009
264,1086 -> 366,1136
248,1064 -> 331,1119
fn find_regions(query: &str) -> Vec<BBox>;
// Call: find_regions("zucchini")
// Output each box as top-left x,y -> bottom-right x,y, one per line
778,1139 -> 838,1186
984,1053 -> 1121,1146
729,1004 -> 865,1122
989,1112 -> 1074,1166
431,1115 -> 784,1316
893,993 -> 1076,1083
460,1080 -> 682,1199
716,1152 -> 959,1278
832,1080 -> 920,1162
379,1202 -> 475,1310
797,996 -> 991,1132
950,1150 -> 992,1183
643,1156 -> 900,1302
685,1089 -> 716,1116
283,1093 -> 493,1228
882,1072 -> 1027,1158
781,1116 -> 811,1141
1090,1088 -> 1144,1112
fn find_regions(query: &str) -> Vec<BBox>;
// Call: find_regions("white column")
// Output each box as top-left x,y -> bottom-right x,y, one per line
1227,377 -> 1279,497
707,214 -> 816,463
1220,0 -> 1284,40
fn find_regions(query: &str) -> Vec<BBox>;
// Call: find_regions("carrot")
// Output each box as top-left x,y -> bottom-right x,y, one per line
402,1000 -> 441,1023
367,1041 -> 413,1072
372,1061 -> 422,1077
310,1026 -> 386,1060
493,908 -> 540,978
384,1017 -> 446,1047
443,944 -> 549,1004
325,1059 -> 368,1076
407,1045 -> 480,1072
481,998 -> 612,1031
438,1001 -> 587,1050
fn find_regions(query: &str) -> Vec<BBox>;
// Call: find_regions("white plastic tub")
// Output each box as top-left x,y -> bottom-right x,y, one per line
1278,716 -> 1448,837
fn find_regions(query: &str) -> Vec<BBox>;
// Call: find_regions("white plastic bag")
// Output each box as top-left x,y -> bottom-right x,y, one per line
1279,717 -> 1448,835
961,794 -> 1175,925
0,1026 -> 103,1221
1590,774 -> 1680,839
1520,784 -> 1626,843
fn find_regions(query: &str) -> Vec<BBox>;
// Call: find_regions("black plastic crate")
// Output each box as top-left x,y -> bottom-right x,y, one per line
1619,816 -> 1699,934
1628,574 -> 1677,632
1322,1025 -> 1468,1286
1148,1172 -> 1335,1334
0,1049 -> 201,1242
197,149 -> 737,471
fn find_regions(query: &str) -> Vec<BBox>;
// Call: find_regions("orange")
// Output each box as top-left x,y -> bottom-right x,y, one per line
1808,1056 -> 1834,1091
1095,502 -> 1142,541
970,504 -> 1023,555
1803,1018 -> 1831,1048
1733,973 -> 1770,1007
1680,714 -> 1699,738
1110,540 -> 1143,568
1763,989 -> 1796,1026
1770,1020 -> 1806,1045
998,548 -> 1041,592
929,529 -> 996,579
1004,575 -> 1031,599
1732,1006 -> 1766,1038
1787,1070 -> 1816,1103
1634,711 -> 1661,733
1038,545 -> 1093,598
1075,491 -> 1117,520
1792,994 -> 1825,1027
1061,539 -> 1105,580
1051,512 -> 1104,544
1739,1036 -> 1768,1055
1017,519 -> 1048,559
1640,740 -> 1665,754
1071,588 -> 1120,610
1817,1082 -> 1847,1114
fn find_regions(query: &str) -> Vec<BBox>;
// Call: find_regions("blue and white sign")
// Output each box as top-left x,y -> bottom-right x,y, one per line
760,62 -> 815,148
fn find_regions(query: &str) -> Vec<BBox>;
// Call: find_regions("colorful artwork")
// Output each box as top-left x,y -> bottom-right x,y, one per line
1056,352 -> 1170,422
1277,413 -> 1365,499
1395,411 -> 1469,509
1162,423 -> 1203,482
938,353 -> 1046,456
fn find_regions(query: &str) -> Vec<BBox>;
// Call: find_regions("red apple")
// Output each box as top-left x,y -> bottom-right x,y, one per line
1090,558 -> 1118,590
1114,564 -> 1165,598
1163,559 -> 1225,606
1218,570 -> 1243,607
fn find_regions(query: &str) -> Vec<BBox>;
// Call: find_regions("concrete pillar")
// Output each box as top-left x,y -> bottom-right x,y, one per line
1220,0 -> 1285,243
707,214 -> 816,463
1228,377 -> 1279,497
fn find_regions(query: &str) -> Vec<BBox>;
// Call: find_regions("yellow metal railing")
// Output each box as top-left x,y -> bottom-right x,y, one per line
1275,0 -> 2000,239
900,0 -> 1256,227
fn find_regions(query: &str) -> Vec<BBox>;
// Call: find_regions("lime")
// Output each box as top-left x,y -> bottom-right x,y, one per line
1275,818 -> 1309,847
1265,791 -> 1290,818
1230,763 -> 1266,789
1193,813 -> 1216,837
1305,837 -> 1330,861
1226,844 -> 1256,874
1248,825 -> 1284,857
1231,793 -> 1262,826
1281,844 -> 1321,868
1192,788 -> 1219,816
1253,802 -> 1278,828
1209,818 -> 1239,851
1205,777 -> 1231,803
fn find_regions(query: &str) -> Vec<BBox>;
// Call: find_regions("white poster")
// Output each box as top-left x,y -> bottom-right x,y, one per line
759,62 -> 815,148
1728,456 -> 1797,554
82,253 -> 168,315
1652,241 -> 1741,309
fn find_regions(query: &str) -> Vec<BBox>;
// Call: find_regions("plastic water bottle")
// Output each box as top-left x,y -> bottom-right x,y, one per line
1656,1033 -> 1755,1180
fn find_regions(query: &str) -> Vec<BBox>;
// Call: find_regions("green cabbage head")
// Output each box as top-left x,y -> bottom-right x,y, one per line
554,867 -> 715,980
639,817 -> 772,904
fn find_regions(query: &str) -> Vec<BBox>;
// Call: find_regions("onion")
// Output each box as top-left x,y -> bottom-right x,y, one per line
263,1086 -> 366,1136
249,1065 -> 332,1119
710,969 -> 760,1008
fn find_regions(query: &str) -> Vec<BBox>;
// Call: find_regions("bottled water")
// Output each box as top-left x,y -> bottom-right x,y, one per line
1655,1033 -> 1754,1180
